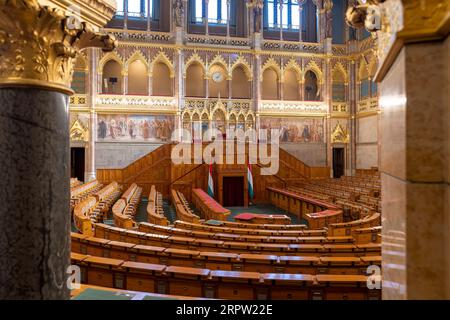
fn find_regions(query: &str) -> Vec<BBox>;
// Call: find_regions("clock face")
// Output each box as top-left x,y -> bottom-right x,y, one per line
212,71 -> 224,83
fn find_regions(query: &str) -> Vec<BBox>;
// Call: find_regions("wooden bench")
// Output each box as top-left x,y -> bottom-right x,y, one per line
191,188 -> 230,221
70,252 -> 380,300
147,185 -> 169,226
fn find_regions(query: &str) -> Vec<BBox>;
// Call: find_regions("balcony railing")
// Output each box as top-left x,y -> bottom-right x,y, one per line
357,97 -> 379,114
186,34 -> 251,47
183,98 -> 252,112
260,100 -> 327,115
96,95 -> 177,112
104,28 -> 173,44
262,39 -> 323,53
332,102 -> 348,114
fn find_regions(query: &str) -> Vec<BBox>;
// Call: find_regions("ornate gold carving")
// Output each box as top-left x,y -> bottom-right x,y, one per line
70,118 -> 89,142
331,123 -> 350,144
0,0 -> 117,95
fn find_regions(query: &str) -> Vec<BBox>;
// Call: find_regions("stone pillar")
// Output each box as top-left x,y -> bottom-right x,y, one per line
346,0 -> 450,300
0,0 -> 116,299
85,111 -> 97,181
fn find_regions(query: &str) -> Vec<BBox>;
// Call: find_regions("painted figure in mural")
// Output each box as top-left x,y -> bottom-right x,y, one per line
142,120 -> 150,140
302,125 -> 311,142
128,119 -> 136,139
98,119 -> 107,139
173,0 -> 184,28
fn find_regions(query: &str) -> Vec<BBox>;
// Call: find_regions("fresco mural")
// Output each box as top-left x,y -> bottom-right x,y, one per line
259,117 -> 324,143
97,114 -> 175,142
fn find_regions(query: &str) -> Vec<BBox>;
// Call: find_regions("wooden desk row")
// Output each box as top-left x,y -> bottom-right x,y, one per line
112,184 -> 143,230
171,189 -> 201,223
93,223 -> 381,256
267,187 -> 343,228
234,213 -> 292,225
184,219 -> 307,231
147,185 -> 169,226
173,220 -> 320,237
191,188 -> 230,221
73,183 -> 122,235
327,212 -> 381,237
72,233 -> 381,276
71,252 -> 381,300
138,222 -> 356,245
70,180 -> 103,210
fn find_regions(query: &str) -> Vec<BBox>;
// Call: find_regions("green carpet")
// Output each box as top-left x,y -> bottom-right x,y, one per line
72,288 -> 135,300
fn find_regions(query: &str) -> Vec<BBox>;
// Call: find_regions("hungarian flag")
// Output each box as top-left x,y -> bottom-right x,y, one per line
207,163 -> 214,197
247,163 -> 254,200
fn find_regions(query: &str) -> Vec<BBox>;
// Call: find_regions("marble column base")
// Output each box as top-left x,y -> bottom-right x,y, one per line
84,171 -> 96,182
0,88 -> 70,299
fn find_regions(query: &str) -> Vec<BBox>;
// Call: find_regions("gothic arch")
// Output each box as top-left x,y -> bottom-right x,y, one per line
284,59 -> 302,82
230,56 -> 252,80
150,51 -> 175,78
98,51 -> 124,75
303,60 -> 323,84
184,53 -> 206,78
261,57 -> 282,82
207,54 -> 229,79
125,50 -> 149,74
332,62 -> 349,83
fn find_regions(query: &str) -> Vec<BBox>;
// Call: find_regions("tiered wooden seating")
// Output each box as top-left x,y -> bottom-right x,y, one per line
137,222 -> 354,245
351,226 -> 382,244
73,182 -> 122,235
191,188 -> 230,221
71,252 -> 380,300
171,189 -> 201,223
202,219 -> 307,231
173,220 -> 311,236
234,213 -> 291,225
267,187 -> 343,228
112,183 -> 142,229
327,212 -> 381,237
70,180 -> 103,211
147,185 -> 169,226
92,223 -> 380,256
71,233 -> 380,275
70,178 -> 82,188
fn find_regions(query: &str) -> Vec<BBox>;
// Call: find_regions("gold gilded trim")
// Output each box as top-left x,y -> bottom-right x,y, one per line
0,0 -> 117,95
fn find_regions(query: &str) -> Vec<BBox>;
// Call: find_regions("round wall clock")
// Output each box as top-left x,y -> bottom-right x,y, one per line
212,71 -> 224,83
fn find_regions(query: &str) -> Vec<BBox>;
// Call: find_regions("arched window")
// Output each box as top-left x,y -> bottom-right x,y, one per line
186,63 -> 206,97
304,70 -> 319,101
193,0 -> 228,24
332,69 -> 346,102
232,66 -> 251,99
128,59 -> 148,95
283,69 -> 300,100
153,62 -> 173,96
262,68 -> 280,100
102,60 -> 123,94
265,0 -> 300,30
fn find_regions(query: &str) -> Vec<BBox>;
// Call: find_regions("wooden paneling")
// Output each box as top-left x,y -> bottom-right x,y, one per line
96,143 -> 330,203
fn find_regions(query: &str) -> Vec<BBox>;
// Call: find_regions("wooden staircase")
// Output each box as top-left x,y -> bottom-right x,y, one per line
96,142 -> 330,202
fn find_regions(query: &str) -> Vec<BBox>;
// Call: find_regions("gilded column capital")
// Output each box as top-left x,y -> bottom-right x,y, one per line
0,0 -> 117,95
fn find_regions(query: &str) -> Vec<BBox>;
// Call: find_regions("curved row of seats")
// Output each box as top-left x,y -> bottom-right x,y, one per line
191,188 -> 231,221
112,183 -> 142,229
71,252 -> 380,300
147,185 -> 169,226
171,189 -> 201,223
173,220 -> 320,236
72,233 -> 381,275
73,182 -> 122,235
327,212 -> 381,237
138,222 -> 356,245
93,223 -> 380,256
70,180 -> 103,211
